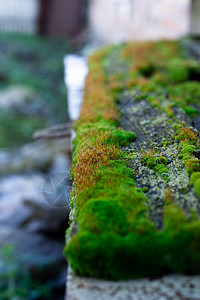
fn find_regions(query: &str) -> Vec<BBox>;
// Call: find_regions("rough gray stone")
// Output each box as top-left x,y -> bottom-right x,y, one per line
0,174 -> 70,237
66,267 -> 200,300
0,138 -> 71,175
0,85 -> 35,110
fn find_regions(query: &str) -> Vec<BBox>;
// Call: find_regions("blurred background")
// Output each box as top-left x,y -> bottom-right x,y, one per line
0,1 -> 199,300
0,0 -> 192,42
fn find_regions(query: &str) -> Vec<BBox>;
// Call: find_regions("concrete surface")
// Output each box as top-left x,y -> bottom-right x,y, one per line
66,266 -> 200,300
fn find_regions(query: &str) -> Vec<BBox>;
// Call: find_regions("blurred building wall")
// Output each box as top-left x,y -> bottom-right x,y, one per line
0,0 -> 87,38
0,0 -> 39,34
88,0 -> 190,44
39,0 -> 86,37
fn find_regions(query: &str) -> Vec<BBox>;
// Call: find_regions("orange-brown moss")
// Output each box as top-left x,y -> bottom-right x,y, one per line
73,132 -> 121,191
173,124 -> 200,147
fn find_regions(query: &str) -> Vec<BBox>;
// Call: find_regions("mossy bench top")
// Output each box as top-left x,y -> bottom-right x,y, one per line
65,39 -> 200,280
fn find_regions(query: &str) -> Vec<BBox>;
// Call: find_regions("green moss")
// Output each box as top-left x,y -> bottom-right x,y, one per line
181,145 -> 196,155
194,178 -> 200,198
166,58 -> 200,84
186,158 -> 200,175
181,187 -> 187,194
66,41 -> 200,280
166,221 -> 200,274
138,63 -> 156,78
111,129 -> 136,146
122,150 -> 136,160
65,221 -> 200,279
164,205 -> 188,234
173,124 -> 200,148
168,82 -> 200,110
141,152 -> 168,173
65,231 -> 172,279
190,172 -> 200,186
78,199 -> 128,235
167,58 -> 190,83
182,106 -> 199,116
163,175 -> 169,182
73,121 -> 135,150
155,164 -> 168,174
142,187 -> 149,193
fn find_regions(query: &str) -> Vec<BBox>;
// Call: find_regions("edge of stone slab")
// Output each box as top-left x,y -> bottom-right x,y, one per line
65,266 -> 200,300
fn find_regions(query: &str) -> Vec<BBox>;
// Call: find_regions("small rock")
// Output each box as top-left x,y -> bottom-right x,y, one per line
140,119 -> 151,125
0,139 -> 71,175
0,85 -> 35,111
0,174 -> 70,238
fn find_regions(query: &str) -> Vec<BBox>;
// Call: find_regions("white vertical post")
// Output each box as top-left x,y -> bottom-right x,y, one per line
64,54 -> 88,148
64,55 -> 88,121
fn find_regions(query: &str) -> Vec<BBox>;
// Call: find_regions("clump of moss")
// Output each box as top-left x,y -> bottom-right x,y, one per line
78,199 -> 128,235
122,150 -> 136,161
194,179 -> 200,198
141,150 -> 168,173
173,124 -> 200,148
168,82 -> 200,109
156,164 -> 168,174
173,124 -> 200,177
164,205 -> 188,233
190,172 -> 200,186
142,187 -> 149,193
181,144 -> 196,155
182,106 -> 199,116
111,129 -> 136,146
178,144 -> 196,160
76,50 -> 118,127
165,188 -> 174,204
166,58 -> 200,83
120,40 -> 200,117
190,172 -> 200,198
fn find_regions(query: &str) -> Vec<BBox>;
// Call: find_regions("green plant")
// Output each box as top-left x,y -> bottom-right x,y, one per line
0,33 -> 71,149
0,245 -> 51,300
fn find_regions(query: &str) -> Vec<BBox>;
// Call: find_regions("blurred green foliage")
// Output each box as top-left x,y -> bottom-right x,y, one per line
0,245 -> 51,300
0,33 -> 71,148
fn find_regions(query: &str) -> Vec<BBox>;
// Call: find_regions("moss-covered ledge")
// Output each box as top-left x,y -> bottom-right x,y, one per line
64,40 -> 200,280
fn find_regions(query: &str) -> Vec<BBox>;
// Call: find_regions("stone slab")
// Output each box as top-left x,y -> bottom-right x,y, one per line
66,267 -> 200,300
